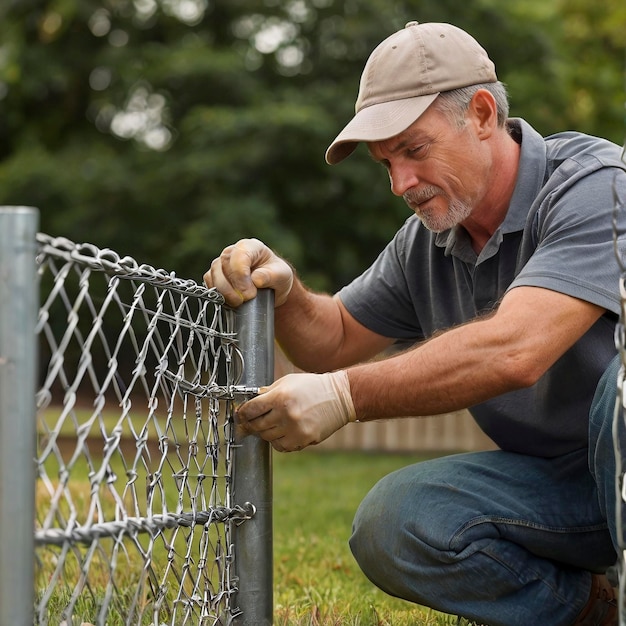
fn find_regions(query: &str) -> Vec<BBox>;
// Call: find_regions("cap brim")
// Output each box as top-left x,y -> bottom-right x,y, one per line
325,92 -> 440,165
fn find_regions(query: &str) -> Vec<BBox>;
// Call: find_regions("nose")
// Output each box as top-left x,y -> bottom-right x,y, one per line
388,163 -> 420,197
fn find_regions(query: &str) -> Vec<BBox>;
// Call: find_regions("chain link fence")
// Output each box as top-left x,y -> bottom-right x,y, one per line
0,207 -> 273,626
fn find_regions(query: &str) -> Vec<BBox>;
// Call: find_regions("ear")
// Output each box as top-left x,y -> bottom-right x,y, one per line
468,89 -> 498,139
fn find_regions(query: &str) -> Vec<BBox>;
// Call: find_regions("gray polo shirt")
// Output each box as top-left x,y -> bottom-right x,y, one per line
338,118 -> 626,457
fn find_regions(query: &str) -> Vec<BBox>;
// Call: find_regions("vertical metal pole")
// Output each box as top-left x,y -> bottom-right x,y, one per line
0,207 -> 38,626
233,289 -> 274,625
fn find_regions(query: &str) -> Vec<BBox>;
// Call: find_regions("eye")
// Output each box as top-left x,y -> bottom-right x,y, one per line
407,143 -> 429,158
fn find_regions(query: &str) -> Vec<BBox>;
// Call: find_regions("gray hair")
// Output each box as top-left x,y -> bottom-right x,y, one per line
433,81 -> 509,128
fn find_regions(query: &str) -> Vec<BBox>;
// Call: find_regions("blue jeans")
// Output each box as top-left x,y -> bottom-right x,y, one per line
350,355 -> 622,626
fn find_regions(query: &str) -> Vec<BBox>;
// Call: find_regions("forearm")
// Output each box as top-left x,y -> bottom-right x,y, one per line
241,286 -> 604,452
204,237 -> 391,372
273,278 -> 348,372
347,286 -> 605,421
347,316 -> 525,420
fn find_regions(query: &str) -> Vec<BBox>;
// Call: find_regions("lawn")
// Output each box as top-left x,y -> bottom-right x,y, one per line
273,450 -> 455,625
36,409 -> 456,625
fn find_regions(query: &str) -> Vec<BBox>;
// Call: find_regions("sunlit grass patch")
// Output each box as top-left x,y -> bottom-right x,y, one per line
273,450 -> 454,625
34,428 -> 234,625
35,438 -> 454,625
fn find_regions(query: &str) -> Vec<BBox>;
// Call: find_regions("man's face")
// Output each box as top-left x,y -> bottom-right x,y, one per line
367,104 -> 487,232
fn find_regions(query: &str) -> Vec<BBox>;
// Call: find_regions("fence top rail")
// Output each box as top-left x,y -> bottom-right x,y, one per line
36,232 -> 224,302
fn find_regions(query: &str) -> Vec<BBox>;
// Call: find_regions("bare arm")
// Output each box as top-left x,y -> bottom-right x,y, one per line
207,239 -> 607,452
348,285 -> 605,420
273,278 -> 393,372
236,284 -> 605,451
204,238 -> 393,372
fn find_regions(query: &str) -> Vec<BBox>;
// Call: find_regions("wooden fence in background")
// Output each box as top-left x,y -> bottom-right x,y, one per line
317,409 -> 497,453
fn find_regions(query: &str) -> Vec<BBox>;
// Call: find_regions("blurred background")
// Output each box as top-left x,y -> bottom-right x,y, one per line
1,0 -> 624,295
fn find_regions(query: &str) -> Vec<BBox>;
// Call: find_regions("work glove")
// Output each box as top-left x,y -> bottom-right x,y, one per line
204,238 -> 293,307
237,371 -> 357,452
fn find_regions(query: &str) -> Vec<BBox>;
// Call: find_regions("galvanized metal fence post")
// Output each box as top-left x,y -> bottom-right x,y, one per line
233,289 -> 274,625
0,206 -> 39,626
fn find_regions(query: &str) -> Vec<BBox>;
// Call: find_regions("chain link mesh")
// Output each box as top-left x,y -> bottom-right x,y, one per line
34,233 -> 253,625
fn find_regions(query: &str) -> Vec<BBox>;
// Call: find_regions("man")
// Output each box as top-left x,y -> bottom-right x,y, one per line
205,21 -> 626,626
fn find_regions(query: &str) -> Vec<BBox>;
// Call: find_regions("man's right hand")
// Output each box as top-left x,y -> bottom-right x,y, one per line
203,238 -> 294,307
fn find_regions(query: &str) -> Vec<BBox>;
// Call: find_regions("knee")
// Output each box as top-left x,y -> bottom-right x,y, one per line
348,456 -> 493,596
349,471 -> 405,593
349,465 -> 440,597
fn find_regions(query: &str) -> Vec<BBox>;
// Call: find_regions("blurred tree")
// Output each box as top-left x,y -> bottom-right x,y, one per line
0,0 -> 623,293
554,0 -> 625,141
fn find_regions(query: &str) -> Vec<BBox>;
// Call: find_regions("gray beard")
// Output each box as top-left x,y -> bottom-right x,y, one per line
404,186 -> 473,233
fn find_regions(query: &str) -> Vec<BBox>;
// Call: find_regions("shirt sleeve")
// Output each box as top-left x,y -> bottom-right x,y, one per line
508,164 -> 626,316
337,217 -> 425,340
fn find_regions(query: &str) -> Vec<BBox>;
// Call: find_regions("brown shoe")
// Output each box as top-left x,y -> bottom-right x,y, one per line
572,573 -> 618,626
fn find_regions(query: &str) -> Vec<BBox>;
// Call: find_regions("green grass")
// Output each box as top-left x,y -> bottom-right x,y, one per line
36,429 -> 456,625
39,405 -> 195,441
273,450 -> 455,625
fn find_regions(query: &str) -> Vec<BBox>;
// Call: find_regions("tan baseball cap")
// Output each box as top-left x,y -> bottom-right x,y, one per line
325,21 -> 498,165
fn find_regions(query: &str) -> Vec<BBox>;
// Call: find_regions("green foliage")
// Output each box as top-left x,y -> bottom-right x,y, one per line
1,0 -> 623,291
